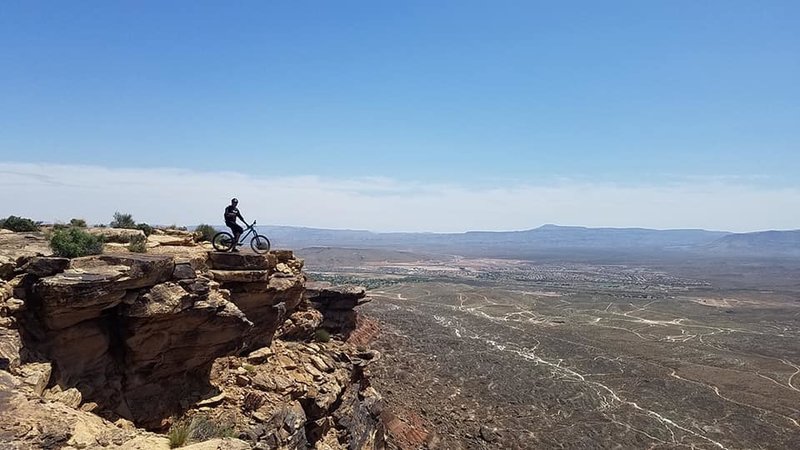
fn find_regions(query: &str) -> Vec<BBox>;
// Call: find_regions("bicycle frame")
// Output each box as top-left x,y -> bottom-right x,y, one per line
234,221 -> 257,245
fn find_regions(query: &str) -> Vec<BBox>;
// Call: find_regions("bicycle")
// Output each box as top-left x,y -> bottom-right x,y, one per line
212,220 -> 271,254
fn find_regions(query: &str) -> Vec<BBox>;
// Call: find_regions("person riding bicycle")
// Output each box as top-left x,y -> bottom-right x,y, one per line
224,198 -> 246,252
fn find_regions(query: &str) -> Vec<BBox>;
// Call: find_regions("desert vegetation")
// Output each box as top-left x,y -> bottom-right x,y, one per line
0,215 -> 41,232
110,211 -> 153,236
167,414 -> 236,448
49,227 -> 104,258
127,234 -> 147,253
193,224 -> 217,242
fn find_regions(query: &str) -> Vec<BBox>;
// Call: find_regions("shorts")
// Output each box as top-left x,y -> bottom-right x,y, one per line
226,222 -> 243,234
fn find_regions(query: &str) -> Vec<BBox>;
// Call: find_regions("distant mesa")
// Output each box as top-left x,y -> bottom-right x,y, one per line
703,230 -> 800,256
253,224 -> 799,259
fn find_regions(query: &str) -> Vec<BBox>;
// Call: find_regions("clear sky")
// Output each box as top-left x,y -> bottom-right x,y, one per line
1,1 -> 798,231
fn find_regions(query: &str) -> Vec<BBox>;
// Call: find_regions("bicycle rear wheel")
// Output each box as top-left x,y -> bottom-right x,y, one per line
212,232 -> 234,252
250,234 -> 271,254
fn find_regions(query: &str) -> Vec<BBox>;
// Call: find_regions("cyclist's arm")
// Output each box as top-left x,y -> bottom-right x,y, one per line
237,211 -> 246,223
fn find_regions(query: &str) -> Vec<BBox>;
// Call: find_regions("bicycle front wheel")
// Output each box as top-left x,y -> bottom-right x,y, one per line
212,232 -> 234,252
250,234 -> 271,254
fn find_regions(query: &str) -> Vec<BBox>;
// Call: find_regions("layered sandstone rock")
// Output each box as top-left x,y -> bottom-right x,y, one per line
208,251 -> 305,349
11,252 -> 259,425
305,282 -> 371,338
1,229 -> 384,448
0,368 -> 173,449
199,339 -> 385,449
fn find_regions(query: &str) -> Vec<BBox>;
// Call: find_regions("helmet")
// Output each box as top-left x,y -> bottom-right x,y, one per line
231,198 -> 239,204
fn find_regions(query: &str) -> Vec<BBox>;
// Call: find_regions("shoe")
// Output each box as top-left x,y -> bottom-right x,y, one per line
230,248 -> 239,253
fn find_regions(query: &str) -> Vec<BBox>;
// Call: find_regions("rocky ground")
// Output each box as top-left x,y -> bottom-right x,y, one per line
0,228 -> 389,449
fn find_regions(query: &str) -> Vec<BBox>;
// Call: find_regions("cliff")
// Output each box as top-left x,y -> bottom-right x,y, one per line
0,228 -> 384,449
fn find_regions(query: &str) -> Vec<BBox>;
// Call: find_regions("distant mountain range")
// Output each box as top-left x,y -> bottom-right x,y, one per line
701,230 -> 800,256
242,224 -> 799,259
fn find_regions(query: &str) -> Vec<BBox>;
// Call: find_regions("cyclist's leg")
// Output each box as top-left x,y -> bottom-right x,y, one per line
228,222 -> 243,252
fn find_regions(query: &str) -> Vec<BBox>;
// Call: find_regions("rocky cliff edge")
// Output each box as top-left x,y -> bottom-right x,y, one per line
0,228 -> 384,449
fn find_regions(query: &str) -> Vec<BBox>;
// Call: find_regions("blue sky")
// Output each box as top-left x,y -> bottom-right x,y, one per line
1,1 -> 798,230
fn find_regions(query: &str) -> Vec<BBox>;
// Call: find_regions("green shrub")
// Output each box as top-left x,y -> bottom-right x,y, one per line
168,414 -> 235,447
194,224 -> 217,242
314,328 -> 331,343
110,212 -> 136,229
165,224 -> 188,231
69,218 -> 87,227
127,234 -> 147,253
168,420 -> 190,448
135,222 -> 153,236
50,228 -> 104,258
0,215 -> 40,232
187,415 -> 235,441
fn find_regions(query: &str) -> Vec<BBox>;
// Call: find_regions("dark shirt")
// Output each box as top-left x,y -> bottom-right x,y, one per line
224,205 -> 242,224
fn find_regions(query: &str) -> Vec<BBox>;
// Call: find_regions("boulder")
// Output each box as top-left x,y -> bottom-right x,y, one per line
0,231 -> 52,267
16,362 -> 52,396
160,228 -> 194,238
0,326 -> 21,370
304,283 -> 367,337
45,386 -> 83,409
22,257 -> 70,277
70,254 -> 174,290
260,401 -> 309,449
125,282 -> 193,317
278,308 -> 324,341
208,270 -> 270,283
149,245 -> 211,271
247,347 -> 274,364
227,276 -> 304,324
208,252 -> 275,270
271,250 -> 295,263
172,262 -> 196,280
306,284 -> 367,310
0,255 -> 15,280
147,234 -> 195,247
32,266 -> 129,329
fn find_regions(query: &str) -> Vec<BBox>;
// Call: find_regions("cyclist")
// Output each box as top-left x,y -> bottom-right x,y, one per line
224,198 -> 246,252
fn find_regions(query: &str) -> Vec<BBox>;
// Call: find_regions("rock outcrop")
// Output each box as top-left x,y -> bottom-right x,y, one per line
305,282 -> 371,338
0,229 -> 384,449
13,253 -> 254,425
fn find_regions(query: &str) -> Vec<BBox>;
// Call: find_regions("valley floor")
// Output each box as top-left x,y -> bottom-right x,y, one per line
310,258 -> 800,449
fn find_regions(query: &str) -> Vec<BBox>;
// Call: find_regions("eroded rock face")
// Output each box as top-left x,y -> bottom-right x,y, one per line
0,230 -> 52,273
32,267 -> 128,330
2,237 -> 383,446
14,252 -> 262,425
201,340 -> 385,449
0,369 -> 171,449
208,252 -> 276,270
209,252 -> 306,350
70,254 -> 175,290
121,280 -> 253,423
306,282 -> 370,338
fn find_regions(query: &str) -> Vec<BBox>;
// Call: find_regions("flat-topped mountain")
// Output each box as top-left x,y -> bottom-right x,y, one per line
703,229 -> 800,256
253,224 -> 799,258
